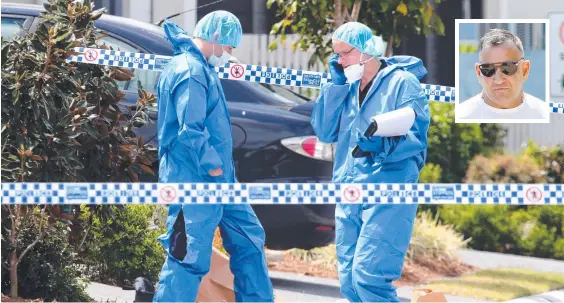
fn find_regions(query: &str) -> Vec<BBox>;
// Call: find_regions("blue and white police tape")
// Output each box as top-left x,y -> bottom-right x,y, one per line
2,182 -> 562,205
65,47 -> 564,114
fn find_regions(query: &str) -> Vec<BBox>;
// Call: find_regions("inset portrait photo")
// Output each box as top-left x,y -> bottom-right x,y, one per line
455,20 -> 550,123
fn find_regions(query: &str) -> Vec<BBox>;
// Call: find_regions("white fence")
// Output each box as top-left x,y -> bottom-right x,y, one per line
232,34 -> 327,98
501,114 -> 564,153
233,34 -> 327,74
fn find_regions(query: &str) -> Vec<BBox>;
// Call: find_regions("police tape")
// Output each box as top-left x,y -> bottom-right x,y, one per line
65,47 -> 564,114
2,182 -> 562,205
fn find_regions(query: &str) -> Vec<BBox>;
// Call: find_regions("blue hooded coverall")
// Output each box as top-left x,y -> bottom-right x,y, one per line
311,28 -> 431,302
153,18 -> 274,302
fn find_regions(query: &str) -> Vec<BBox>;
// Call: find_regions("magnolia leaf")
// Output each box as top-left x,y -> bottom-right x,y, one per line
138,156 -> 152,166
43,2 -> 53,12
108,68 -> 132,81
53,30 -> 73,43
139,164 -> 155,175
91,10 -> 104,21
73,107 -> 87,115
128,170 -> 139,182
119,144 -> 133,151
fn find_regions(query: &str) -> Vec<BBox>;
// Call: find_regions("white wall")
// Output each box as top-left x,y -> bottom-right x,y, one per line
482,0 -> 564,153
123,0 -> 196,33
484,0 -> 564,19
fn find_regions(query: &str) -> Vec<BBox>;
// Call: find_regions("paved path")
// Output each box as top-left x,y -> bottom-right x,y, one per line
86,282 -> 135,302
505,289 -> 564,303
459,249 -> 564,274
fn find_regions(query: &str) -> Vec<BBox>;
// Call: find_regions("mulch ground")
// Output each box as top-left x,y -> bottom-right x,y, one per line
268,253 -> 478,287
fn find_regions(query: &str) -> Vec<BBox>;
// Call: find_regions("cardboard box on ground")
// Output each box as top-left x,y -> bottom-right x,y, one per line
140,247 -> 235,302
412,288 -> 448,303
196,247 -> 236,302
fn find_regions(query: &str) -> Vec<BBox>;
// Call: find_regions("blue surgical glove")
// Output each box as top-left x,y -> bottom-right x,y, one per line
354,128 -> 381,153
355,130 -> 372,151
329,54 -> 347,85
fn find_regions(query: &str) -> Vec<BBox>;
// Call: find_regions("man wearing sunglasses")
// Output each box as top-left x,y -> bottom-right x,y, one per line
457,28 -> 549,121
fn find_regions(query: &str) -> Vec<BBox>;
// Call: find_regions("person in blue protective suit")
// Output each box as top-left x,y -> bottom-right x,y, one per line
311,22 -> 431,302
153,11 -> 274,303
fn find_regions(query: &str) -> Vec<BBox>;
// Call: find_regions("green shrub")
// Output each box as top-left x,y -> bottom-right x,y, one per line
1,208 -> 92,302
445,144 -> 564,260
554,238 -> 564,260
426,103 -> 506,183
79,205 -> 166,285
521,141 -> 564,183
516,206 -> 564,259
464,153 -> 546,183
407,210 -> 470,262
437,205 -> 564,260
438,205 -> 520,253
419,163 -> 442,183
464,141 -> 563,184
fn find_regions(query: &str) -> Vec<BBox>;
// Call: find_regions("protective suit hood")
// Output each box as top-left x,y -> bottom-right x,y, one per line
163,19 -> 206,61
380,55 -> 428,80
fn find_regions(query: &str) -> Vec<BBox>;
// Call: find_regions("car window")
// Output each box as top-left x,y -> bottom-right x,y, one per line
97,35 -> 137,90
97,35 -> 160,96
2,17 -> 26,40
98,34 -> 138,53
127,67 -> 160,95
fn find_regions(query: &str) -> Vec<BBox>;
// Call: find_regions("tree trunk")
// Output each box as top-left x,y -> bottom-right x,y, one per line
385,35 -> 394,57
8,206 -> 19,298
77,225 -> 91,253
334,0 -> 343,27
10,251 -> 18,298
385,15 -> 397,57
9,212 -> 19,299
350,0 -> 362,22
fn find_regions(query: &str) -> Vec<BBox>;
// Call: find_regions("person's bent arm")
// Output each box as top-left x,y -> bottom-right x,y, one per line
311,83 -> 349,143
355,74 -> 430,164
174,77 -> 223,175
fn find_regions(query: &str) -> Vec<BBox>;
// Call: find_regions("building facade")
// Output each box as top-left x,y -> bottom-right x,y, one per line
481,0 -> 564,153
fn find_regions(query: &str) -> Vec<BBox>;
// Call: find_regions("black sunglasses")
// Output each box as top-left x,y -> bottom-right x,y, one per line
478,58 -> 524,77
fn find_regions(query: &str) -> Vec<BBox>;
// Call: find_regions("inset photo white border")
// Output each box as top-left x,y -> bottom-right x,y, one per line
454,19 -> 550,124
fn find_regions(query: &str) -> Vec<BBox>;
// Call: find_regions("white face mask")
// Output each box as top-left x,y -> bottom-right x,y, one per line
209,44 -> 231,67
344,55 -> 374,82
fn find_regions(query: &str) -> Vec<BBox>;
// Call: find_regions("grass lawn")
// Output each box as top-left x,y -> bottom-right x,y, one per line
422,268 -> 564,301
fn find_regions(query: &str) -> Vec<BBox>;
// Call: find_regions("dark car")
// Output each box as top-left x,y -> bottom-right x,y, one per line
2,3 -> 336,250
